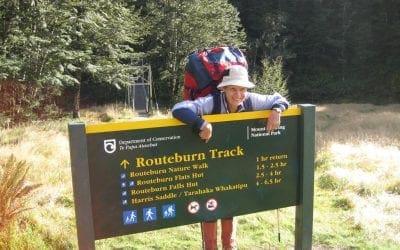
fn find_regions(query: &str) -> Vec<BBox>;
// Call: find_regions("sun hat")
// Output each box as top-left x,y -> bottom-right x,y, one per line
217,65 -> 255,89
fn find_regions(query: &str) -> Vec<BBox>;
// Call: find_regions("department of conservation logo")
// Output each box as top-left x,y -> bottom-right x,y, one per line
104,139 -> 116,154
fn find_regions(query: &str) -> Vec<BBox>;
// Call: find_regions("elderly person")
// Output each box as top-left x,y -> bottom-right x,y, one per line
172,65 -> 289,250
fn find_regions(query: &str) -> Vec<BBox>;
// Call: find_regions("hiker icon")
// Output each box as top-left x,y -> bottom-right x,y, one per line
162,204 -> 176,218
123,210 -> 137,225
143,207 -> 157,222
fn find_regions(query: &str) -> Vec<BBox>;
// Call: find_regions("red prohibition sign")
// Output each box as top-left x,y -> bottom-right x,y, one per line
187,201 -> 200,214
206,198 -> 218,211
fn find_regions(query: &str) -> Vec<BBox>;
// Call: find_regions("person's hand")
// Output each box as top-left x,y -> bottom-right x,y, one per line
199,121 -> 212,143
266,110 -> 281,131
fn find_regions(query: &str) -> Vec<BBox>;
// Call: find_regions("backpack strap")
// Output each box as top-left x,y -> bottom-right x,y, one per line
211,92 -> 221,114
243,97 -> 253,111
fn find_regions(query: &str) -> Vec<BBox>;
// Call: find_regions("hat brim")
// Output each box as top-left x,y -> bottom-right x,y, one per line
217,80 -> 255,89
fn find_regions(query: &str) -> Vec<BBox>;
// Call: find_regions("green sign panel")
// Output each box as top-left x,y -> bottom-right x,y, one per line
68,105 -> 315,249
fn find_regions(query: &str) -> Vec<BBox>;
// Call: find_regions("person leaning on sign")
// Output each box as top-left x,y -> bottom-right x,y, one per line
171,65 -> 289,250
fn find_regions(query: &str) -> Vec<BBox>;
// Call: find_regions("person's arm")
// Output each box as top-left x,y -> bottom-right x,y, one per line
247,92 -> 290,131
247,92 -> 289,110
266,107 -> 282,132
171,96 -> 214,142
172,107 -> 205,132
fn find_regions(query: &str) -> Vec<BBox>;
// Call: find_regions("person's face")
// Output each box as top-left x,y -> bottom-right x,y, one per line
223,85 -> 247,108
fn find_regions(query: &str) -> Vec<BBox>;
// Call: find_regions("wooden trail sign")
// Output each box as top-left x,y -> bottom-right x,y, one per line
68,104 -> 315,249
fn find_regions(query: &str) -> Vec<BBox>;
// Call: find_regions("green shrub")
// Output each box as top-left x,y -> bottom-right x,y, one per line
386,181 -> 400,195
252,57 -> 289,97
99,112 -> 113,122
355,183 -> 378,197
332,197 -> 354,210
318,172 -> 347,191
315,150 -> 334,171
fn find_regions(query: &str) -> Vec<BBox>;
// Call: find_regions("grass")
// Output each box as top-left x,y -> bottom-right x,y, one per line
314,103 -> 400,248
0,103 -> 400,249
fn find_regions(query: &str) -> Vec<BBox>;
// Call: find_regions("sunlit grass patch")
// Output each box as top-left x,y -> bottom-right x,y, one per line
0,222 -> 48,249
314,139 -> 400,247
327,142 -> 400,195
0,127 -> 26,146
353,193 -> 400,244
96,224 -> 202,250
316,103 -> 400,147
0,126 -> 70,185
77,104 -> 171,125
329,143 -> 399,171
329,167 -> 381,196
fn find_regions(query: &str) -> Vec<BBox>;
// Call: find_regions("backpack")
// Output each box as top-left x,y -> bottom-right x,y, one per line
183,46 -> 248,100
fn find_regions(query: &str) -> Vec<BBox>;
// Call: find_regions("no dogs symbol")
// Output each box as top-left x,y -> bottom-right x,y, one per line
187,201 -> 200,214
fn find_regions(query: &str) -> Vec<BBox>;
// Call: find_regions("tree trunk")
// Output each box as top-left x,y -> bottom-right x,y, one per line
72,84 -> 81,118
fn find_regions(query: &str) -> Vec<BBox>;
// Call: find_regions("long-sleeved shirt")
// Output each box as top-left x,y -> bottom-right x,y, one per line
172,91 -> 289,133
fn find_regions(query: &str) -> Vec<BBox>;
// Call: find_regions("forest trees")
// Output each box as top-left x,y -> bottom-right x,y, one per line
1,0 -> 399,123
230,0 -> 400,103
1,0 -> 246,116
139,0 -> 246,106
0,0 -> 145,118
54,1 -> 145,118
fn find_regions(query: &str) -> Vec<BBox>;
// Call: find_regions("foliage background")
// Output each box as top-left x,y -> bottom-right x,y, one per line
230,0 -> 400,103
1,0 -> 399,122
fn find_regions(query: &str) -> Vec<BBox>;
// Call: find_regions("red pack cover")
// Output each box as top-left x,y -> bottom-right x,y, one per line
183,46 -> 247,100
